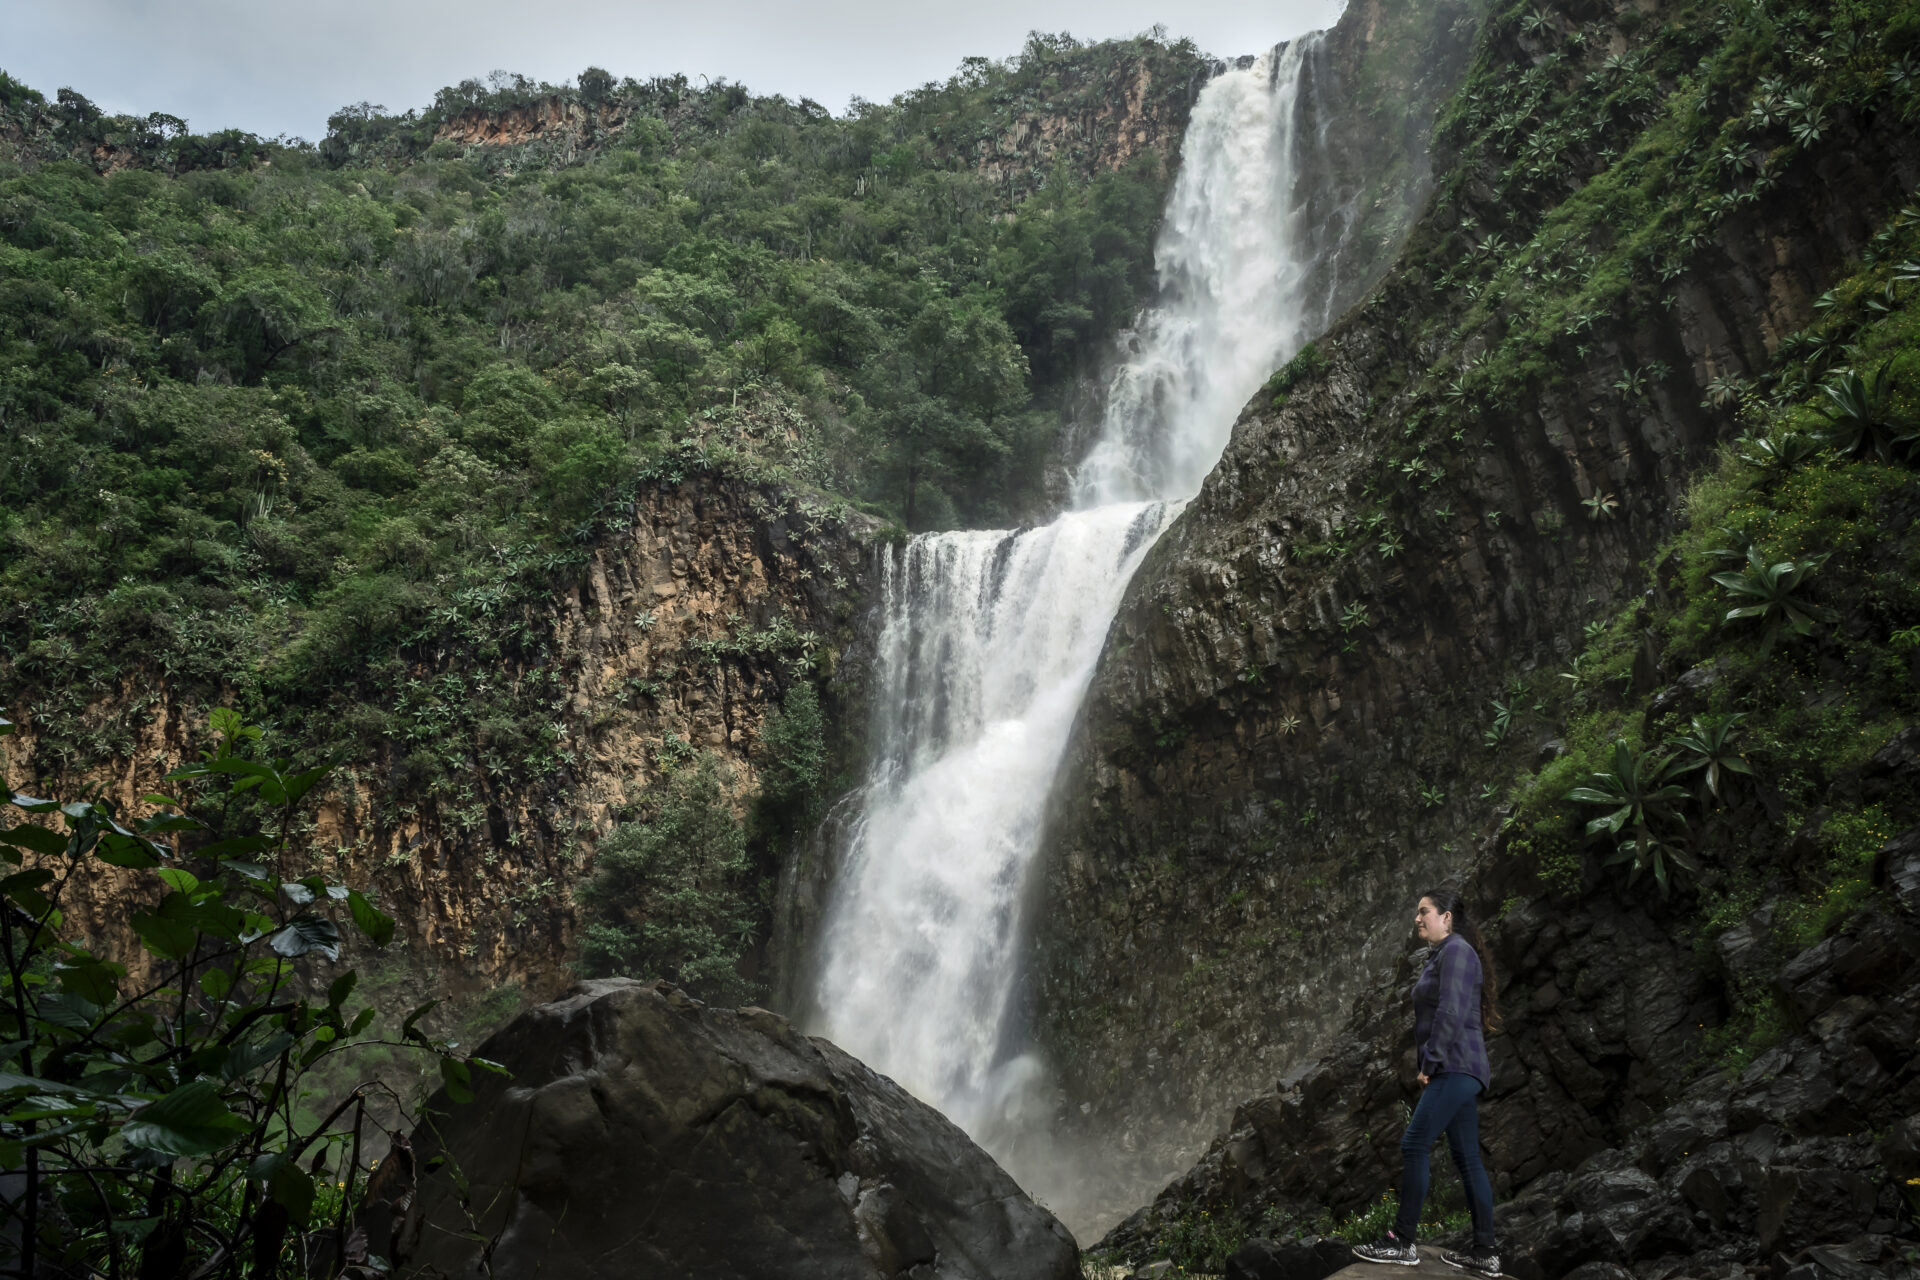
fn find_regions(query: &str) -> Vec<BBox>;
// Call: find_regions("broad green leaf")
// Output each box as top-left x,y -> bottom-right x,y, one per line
157,868 -> 201,897
196,836 -> 277,861
269,915 -> 341,962
105,1017 -> 158,1051
200,968 -> 232,1000
0,825 -> 65,858
440,1056 -> 475,1104
194,757 -> 276,781
156,890 -> 247,942
327,971 -> 358,1012
5,1101 -> 97,1123
280,881 -> 316,906
401,1000 -> 441,1044
263,1159 -> 314,1228
208,707 -> 257,745
95,834 -> 163,869
4,881 -> 54,919
37,992 -> 101,1031
1584,811 -> 1627,836
223,1032 -> 293,1082
123,1080 -> 249,1157
347,890 -> 395,947
282,764 -> 335,811
0,1071 -> 86,1095
55,959 -> 122,1006
131,911 -> 198,961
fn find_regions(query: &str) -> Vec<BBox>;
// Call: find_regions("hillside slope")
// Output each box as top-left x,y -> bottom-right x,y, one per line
0,33 -> 1207,1020
1031,0 -> 1920,1252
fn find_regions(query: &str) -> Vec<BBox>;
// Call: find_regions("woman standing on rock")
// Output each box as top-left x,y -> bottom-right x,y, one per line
1354,887 -> 1502,1277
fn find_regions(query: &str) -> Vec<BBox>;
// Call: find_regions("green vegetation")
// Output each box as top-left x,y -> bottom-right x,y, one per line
1263,341 -> 1328,407
575,753 -> 755,1003
1288,0 -> 1920,511
1563,738 -> 1698,895
1490,182 -> 1920,1058
756,680 -> 830,827
0,33 -> 1202,789
1092,1193 -> 1471,1274
0,710 -> 478,1276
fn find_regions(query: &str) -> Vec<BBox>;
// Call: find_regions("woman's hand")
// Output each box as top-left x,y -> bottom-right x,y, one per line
1415,1072 -> 1430,1087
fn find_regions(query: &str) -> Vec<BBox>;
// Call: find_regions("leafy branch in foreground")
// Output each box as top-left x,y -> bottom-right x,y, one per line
0,709 -> 494,1278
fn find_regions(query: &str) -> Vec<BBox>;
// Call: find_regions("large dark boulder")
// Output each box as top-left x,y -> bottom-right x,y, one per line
395,979 -> 1079,1280
1223,1235 -> 1353,1280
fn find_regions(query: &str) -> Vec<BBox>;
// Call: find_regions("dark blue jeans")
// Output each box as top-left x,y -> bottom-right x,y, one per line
1393,1071 -> 1496,1249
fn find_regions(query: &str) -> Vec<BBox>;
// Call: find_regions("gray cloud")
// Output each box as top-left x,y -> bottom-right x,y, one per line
2,0 -> 1343,140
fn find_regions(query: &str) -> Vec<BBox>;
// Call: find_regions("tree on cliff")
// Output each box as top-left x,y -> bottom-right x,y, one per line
576,754 -> 756,1004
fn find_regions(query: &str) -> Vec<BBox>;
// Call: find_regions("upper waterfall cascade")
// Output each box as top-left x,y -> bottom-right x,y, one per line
809,34 -> 1349,1210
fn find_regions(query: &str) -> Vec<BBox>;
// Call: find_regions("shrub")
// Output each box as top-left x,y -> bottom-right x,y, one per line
0,708 -> 479,1275
575,753 -> 756,1003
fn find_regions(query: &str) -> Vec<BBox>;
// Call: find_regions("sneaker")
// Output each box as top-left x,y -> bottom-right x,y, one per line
1352,1232 -> 1419,1266
1441,1247 -> 1502,1277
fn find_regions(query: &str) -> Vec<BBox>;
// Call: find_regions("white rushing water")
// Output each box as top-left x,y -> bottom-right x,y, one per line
810,35 -> 1340,1207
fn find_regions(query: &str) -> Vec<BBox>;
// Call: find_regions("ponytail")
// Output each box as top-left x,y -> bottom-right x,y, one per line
1423,886 -> 1501,1033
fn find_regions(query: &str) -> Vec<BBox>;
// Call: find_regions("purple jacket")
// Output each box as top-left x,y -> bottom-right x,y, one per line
1412,932 -> 1490,1088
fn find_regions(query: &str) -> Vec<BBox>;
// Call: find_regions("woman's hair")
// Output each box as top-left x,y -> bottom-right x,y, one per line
1422,886 -> 1502,1033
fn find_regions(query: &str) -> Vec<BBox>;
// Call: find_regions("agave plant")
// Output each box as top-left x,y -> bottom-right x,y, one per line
1604,826 -> 1699,896
1735,430 -> 1824,477
1484,698 -> 1513,747
1710,546 -> 1836,649
1702,372 -> 1748,407
1565,738 -> 1697,895
1815,361 -> 1917,463
1670,713 -> 1755,802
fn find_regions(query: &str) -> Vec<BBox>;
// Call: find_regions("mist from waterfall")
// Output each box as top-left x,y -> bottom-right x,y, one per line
809,35 -> 1344,1232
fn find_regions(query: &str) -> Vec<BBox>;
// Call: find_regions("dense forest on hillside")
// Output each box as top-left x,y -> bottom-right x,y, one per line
0,33 -> 1205,774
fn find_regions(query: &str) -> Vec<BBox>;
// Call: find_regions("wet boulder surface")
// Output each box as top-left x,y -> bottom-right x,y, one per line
394,978 -> 1079,1280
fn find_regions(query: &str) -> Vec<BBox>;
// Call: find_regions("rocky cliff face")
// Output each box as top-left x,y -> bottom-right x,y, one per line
432,96 -> 622,151
1102,755 -> 1920,1277
1,477 -> 873,1004
968,53 -> 1202,200
1027,0 -> 1920,1206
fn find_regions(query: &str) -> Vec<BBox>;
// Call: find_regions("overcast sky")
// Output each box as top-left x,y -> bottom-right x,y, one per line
3,0 -> 1345,142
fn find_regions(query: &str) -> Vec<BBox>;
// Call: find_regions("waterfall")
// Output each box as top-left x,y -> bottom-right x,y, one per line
809,33 -> 1344,1216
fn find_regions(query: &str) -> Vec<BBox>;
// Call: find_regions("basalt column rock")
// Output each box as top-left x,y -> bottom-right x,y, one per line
395,979 -> 1080,1280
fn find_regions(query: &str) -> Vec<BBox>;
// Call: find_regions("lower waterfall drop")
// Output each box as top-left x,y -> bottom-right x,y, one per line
810,34 -> 1348,1228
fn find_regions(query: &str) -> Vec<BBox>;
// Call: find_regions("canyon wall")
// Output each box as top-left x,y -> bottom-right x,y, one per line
1028,0 -> 1920,1204
3,478 -> 874,1007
